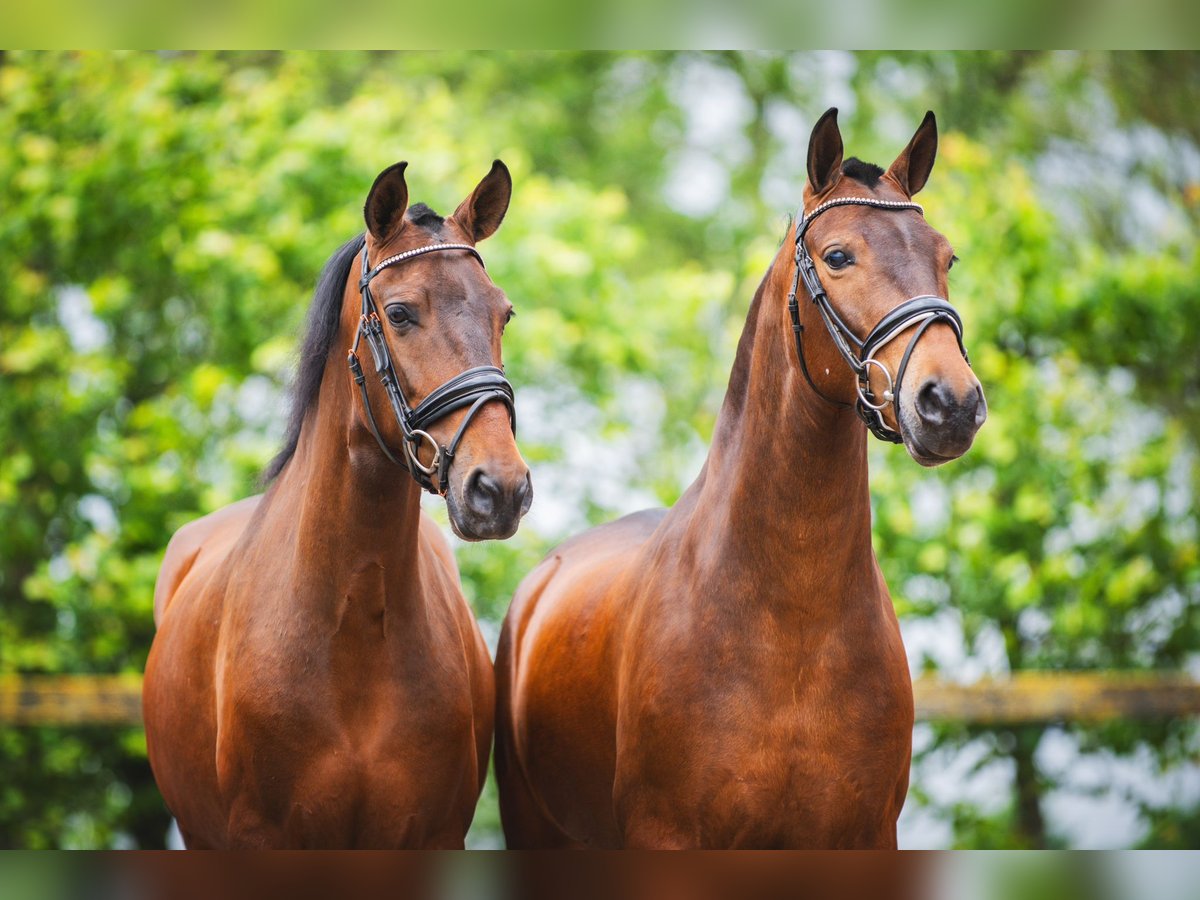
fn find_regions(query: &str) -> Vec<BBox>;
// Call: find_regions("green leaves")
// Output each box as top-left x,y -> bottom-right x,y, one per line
0,50 -> 1197,849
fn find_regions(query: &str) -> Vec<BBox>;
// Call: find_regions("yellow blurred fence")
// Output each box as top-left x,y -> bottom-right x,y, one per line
1,672 -> 1198,727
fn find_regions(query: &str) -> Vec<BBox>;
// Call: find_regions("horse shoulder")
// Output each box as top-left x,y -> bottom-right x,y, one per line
497,508 -> 667,845
153,494 -> 263,626
506,507 -> 667,662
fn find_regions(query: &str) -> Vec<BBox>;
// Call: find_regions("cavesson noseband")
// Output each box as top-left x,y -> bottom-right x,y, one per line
348,241 -> 516,494
787,196 -> 970,443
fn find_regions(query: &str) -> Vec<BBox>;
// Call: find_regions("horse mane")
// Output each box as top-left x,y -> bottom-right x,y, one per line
262,232 -> 366,483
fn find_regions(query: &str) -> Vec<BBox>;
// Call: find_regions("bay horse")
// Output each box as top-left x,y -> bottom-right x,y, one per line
496,109 -> 986,849
144,160 -> 531,848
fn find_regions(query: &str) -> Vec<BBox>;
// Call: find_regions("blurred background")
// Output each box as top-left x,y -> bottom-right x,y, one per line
0,51 -> 1197,850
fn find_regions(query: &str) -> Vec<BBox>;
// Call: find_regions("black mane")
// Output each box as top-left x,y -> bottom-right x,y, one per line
842,157 -> 885,186
262,232 -> 366,483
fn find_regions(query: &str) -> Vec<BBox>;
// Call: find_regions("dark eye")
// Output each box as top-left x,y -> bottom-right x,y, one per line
385,304 -> 414,328
949,255 -> 960,271
824,250 -> 851,270
503,308 -> 516,329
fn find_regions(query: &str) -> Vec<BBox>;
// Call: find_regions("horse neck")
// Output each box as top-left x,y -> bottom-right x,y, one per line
271,332 -> 424,606
685,242 -> 877,605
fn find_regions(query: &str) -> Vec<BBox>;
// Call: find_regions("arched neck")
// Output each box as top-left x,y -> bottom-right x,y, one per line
684,239 -> 877,586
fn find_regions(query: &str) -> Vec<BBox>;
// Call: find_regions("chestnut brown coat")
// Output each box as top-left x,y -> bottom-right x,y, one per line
496,111 -> 986,848
144,161 -> 531,848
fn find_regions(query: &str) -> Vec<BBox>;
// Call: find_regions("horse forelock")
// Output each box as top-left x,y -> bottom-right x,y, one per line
406,202 -> 445,231
841,157 -> 885,187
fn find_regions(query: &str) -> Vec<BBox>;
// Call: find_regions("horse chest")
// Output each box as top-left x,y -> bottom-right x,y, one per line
225,604 -> 473,756
739,676 -> 911,825
618,612 -> 912,847
213,578 -> 479,845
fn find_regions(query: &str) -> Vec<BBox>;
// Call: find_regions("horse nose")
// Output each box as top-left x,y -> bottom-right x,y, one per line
464,467 -> 531,521
915,379 -> 983,432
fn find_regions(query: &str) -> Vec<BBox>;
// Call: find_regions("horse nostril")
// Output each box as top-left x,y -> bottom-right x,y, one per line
974,386 -> 988,427
465,469 -> 531,522
466,470 -> 503,516
915,379 -> 955,427
513,472 -> 532,515
916,379 -> 984,437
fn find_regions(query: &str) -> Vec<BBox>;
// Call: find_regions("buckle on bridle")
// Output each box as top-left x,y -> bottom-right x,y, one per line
405,430 -> 440,475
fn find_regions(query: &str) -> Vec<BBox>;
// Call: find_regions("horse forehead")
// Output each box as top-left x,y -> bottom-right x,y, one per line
366,226 -> 498,312
433,262 -> 503,312
872,213 -> 945,254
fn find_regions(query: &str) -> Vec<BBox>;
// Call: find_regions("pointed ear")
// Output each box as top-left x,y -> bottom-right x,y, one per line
807,108 -> 844,195
453,160 -> 512,243
887,111 -> 938,197
364,161 -> 409,243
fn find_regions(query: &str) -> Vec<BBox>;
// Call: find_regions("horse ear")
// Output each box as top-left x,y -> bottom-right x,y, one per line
807,107 -> 844,195
453,159 -> 512,243
887,111 -> 938,197
364,161 -> 409,243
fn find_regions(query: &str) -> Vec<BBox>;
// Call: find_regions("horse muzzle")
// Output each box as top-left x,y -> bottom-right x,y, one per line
900,377 -> 987,466
447,466 -> 533,541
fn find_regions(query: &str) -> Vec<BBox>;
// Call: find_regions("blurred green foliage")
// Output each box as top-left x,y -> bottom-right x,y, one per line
0,51 -> 1196,849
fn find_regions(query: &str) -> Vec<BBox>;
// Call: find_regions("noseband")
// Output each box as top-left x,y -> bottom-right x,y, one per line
786,196 -> 970,444
347,242 -> 516,494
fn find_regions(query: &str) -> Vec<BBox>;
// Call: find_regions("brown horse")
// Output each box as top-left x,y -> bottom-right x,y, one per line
144,160 -> 530,848
496,109 -> 986,849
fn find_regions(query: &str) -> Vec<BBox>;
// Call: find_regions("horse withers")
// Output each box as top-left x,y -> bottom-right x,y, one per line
144,160 -> 530,848
496,109 -> 986,848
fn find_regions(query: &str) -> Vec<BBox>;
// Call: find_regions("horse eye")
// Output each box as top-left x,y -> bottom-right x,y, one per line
503,309 -> 516,327
385,304 -> 414,328
824,250 -> 851,270
949,255 -> 960,271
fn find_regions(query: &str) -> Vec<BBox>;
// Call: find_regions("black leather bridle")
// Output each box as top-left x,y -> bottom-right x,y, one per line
786,196 -> 970,443
347,241 -> 515,494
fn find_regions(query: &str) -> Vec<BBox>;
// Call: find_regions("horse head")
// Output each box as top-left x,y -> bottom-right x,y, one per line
797,108 -> 987,464
356,160 -> 532,539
